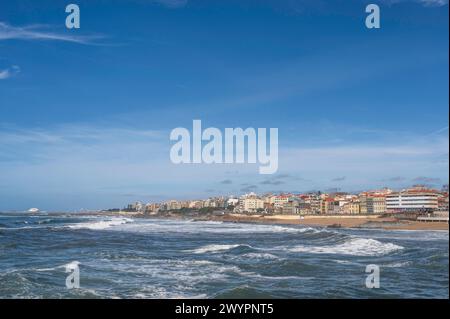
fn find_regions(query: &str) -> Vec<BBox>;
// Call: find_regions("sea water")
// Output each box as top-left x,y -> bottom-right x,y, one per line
0,212 -> 448,298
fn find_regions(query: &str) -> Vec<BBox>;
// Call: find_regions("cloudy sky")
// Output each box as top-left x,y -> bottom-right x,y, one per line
0,0 -> 448,211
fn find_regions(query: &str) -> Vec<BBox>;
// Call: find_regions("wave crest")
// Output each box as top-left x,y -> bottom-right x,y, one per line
186,244 -> 251,254
289,238 -> 403,256
67,218 -> 133,230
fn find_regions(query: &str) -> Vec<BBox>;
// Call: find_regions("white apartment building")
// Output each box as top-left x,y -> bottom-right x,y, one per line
227,198 -> 239,207
386,191 -> 439,212
273,195 -> 289,208
242,197 -> 265,213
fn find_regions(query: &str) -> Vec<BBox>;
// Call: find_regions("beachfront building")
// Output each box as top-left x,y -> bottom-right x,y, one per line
202,199 -> 216,208
297,202 -> 312,215
227,197 -> 239,208
280,199 -> 299,214
275,197 -> 307,214
319,198 -> 339,214
165,200 -> 183,210
202,197 -> 227,209
262,194 -> 276,206
342,201 -> 360,214
386,186 -> 439,213
359,195 -> 386,214
319,198 -> 328,214
273,195 -> 290,208
304,194 -> 321,214
369,196 -> 386,214
437,193 -> 449,211
241,197 -> 265,213
260,195 -> 275,213
334,194 -> 357,207
126,201 -> 144,212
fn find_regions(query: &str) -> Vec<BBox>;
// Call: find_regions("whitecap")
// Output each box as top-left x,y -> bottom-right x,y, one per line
67,218 -> 133,230
288,238 -> 403,256
382,261 -> 412,268
120,219 -> 318,235
185,244 -> 246,254
240,252 -> 279,260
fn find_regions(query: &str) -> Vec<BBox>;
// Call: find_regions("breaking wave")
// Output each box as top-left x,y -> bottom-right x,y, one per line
186,244 -> 252,254
67,218 -> 133,230
288,238 -> 404,256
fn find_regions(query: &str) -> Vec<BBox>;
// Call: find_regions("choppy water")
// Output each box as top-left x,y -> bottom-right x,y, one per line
0,212 -> 448,298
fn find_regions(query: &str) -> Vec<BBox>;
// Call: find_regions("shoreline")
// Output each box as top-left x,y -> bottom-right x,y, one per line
203,214 -> 449,231
26,210 -> 448,231
114,212 -> 449,231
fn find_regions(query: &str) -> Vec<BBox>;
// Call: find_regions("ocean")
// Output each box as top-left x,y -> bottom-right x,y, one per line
0,212 -> 448,298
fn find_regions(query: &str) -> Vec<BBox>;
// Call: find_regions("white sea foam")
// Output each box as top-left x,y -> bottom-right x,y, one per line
132,287 -> 208,299
357,230 -> 450,242
241,252 -> 279,260
382,261 -> 412,268
87,258 -> 242,290
35,261 -> 80,272
288,238 -> 403,256
186,244 -> 245,254
67,218 -> 133,230
121,219 -> 317,235
332,259 -> 362,266
247,273 -> 315,281
0,226 -> 40,230
65,261 -> 80,269
35,266 -> 63,272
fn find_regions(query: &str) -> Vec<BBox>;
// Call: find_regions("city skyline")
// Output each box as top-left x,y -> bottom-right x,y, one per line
118,184 -> 448,217
110,183 -> 449,212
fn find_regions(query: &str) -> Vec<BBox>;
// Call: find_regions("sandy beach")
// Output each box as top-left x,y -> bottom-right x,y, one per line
213,214 -> 450,231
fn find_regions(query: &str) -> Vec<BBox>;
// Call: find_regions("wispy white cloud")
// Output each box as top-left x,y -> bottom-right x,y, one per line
381,0 -> 448,6
417,0 -> 448,7
0,22 -> 103,44
0,69 -> 10,80
0,65 -> 20,80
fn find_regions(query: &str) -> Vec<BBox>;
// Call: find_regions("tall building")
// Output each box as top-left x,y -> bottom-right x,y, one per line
280,198 -> 302,214
320,198 -> 339,214
437,193 -> 449,211
360,196 -> 386,214
273,195 -> 290,208
386,186 -> 439,212
307,195 -> 321,214
368,196 -> 386,214
241,197 -> 264,213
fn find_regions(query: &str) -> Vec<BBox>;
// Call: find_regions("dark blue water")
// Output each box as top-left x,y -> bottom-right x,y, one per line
0,212 -> 448,298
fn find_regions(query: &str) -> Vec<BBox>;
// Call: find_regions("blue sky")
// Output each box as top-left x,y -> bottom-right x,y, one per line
0,0 -> 448,211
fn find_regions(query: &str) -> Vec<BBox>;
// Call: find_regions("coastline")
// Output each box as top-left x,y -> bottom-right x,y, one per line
213,214 -> 450,231
104,211 -> 449,231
